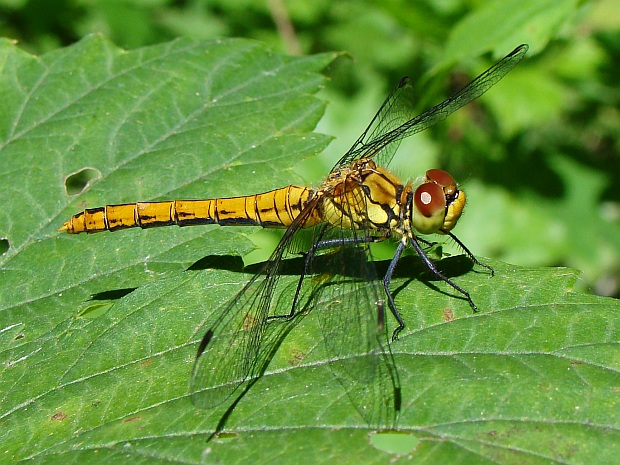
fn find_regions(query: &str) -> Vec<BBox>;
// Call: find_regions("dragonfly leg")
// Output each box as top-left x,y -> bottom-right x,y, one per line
408,233 -> 478,311
383,239 -> 407,341
417,236 -> 437,248
268,233 -> 384,321
444,231 -> 494,276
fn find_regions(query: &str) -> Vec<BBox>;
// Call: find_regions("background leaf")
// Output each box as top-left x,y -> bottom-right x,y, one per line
0,34 -> 333,337
2,1 -> 620,463
1,35 -> 619,465
1,0 -> 618,296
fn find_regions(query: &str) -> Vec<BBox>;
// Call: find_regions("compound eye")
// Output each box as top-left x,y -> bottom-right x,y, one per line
412,183 -> 446,234
426,169 -> 455,187
426,169 -> 457,195
415,183 -> 445,217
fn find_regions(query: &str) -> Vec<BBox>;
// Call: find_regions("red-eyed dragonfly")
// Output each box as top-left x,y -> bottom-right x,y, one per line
61,44 -> 528,427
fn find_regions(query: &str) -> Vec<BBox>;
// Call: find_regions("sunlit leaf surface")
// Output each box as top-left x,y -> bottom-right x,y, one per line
1,36 -> 618,465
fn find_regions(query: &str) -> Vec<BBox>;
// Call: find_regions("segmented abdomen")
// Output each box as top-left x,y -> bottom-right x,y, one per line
60,185 -> 316,234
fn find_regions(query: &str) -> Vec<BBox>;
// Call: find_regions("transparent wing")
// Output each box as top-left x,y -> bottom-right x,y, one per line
333,77 -> 414,173
190,199 -> 320,409
300,188 -> 401,427
190,189 -> 401,427
335,44 -> 528,170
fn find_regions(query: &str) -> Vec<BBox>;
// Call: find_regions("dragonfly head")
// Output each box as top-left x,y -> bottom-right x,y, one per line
411,169 -> 465,234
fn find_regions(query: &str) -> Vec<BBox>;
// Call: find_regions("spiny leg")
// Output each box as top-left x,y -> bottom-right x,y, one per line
408,233 -> 478,311
382,240 -> 407,340
383,233 -> 483,341
268,232 -> 384,321
445,231 -> 494,276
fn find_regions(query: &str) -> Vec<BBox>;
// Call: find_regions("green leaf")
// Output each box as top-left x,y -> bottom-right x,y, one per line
443,0 -> 581,61
2,36 -> 619,465
0,34 -> 333,337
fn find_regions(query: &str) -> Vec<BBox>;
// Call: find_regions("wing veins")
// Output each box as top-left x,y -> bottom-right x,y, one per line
336,44 -> 528,169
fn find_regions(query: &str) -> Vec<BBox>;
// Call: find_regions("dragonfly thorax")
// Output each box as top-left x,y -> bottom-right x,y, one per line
317,159 -> 405,231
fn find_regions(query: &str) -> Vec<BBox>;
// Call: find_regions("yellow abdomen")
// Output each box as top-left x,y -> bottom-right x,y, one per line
60,185 -> 316,234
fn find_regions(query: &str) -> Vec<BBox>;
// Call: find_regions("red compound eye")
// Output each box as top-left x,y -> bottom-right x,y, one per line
414,182 -> 445,217
412,182 -> 447,234
426,169 -> 456,190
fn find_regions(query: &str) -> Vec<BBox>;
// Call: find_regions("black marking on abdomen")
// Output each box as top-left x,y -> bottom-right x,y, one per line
217,217 -> 260,226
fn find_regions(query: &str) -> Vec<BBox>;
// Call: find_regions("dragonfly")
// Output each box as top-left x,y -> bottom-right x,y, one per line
60,44 -> 528,427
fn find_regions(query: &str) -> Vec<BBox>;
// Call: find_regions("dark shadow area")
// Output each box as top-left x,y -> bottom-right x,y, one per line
3,0 -> 86,49
382,253 -> 478,307
87,251 -> 476,309
479,144 -> 565,198
243,255 -> 304,276
594,32 -> 620,203
242,250 -> 475,280
377,253 -> 475,281
188,249 -> 476,282
90,288 -> 136,301
187,254 -> 245,272
441,133 -> 566,200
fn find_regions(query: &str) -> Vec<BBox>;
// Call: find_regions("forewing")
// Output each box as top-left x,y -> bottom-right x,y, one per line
334,77 -> 413,171
335,44 -> 528,170
190,199 -> 319,409
302,188 -> 401,428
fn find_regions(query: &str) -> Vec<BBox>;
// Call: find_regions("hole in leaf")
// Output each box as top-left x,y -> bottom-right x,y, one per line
369,431 -> 419,455
0,238 -> 8,255
64,167 -> 101,195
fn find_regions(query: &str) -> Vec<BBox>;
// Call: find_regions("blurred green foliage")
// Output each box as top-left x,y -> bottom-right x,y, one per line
1,0 -> 618,297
